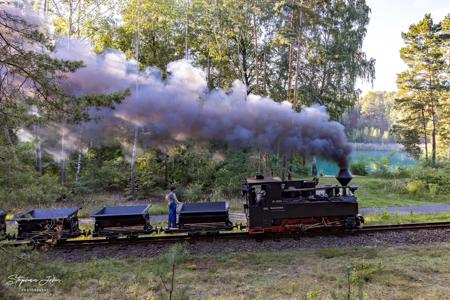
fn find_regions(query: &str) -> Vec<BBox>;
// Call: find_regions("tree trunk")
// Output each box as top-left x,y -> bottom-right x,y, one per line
130,128 -> 138,199
239,36 -> 251,92
293,38 -> 301,111
287,8 -> 295,102
207,46 -> 211,88
253,11 -> 259,94
75,151 -> 82,183
76,0 -> 81,37
68,0 -> 73,38
35,127 -> 42,176
263,49 -> 268,95
3,127 -> 17,161
431,105 -> 437,165
185,0 -> 189,59
257,151 -> 262,174
421,108 -> 428,161
429,73 -> 437,165
281,155 -> 287,181
135,0 -> 140,64
60,131 -> 66,186
164,153 -> 169,188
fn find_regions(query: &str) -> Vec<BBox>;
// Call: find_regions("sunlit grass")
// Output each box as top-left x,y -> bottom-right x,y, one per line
363,211 -> 450,225
1,244 -> 449,299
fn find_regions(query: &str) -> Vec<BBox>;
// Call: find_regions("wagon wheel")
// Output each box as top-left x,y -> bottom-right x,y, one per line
144,223 -> 153,233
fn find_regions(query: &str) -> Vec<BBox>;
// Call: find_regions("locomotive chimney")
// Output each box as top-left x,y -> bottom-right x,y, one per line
336,169 -> 352,186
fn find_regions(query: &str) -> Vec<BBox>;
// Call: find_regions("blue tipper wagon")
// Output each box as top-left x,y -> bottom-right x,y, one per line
173,201 -> 233,233
0,210 -> 7,239
91,205 -> 153,239
14,207 -> 81,241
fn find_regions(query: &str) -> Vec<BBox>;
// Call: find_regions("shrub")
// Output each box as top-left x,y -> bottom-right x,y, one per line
406,180 -> 424,195
350,159 -> 369,176
410,161 -> 450,194
391,166 -> 413,178
0,145 -> 68,209
428,184 -> 439,196
370,156 -> 392,178
384,179 -> 408,194
74,157 -> 129,194
183,183 -> 205,202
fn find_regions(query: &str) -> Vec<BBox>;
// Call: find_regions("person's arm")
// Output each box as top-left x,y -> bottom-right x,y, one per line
165,194 -> 170,205
174,193 -> 181,204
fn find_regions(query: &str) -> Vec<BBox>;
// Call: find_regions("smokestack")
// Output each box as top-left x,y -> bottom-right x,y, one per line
336,169 -> 352,186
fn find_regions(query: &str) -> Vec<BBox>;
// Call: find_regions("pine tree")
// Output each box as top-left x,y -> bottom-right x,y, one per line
394,14 -> 449,163
0,7 -> 127,129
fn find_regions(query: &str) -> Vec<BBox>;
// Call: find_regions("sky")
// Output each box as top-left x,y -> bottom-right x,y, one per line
357,0 -> 449,94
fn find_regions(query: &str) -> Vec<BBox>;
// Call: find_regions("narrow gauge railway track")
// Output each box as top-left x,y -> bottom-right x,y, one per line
2,221 -> 450,249
359,221 -> 450,232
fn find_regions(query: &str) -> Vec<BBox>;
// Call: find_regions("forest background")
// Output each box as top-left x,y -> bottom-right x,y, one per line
0,0 -> 449,209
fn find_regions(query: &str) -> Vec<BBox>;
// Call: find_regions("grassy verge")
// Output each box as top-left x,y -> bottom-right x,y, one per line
363,211 -> 450,225
1,244 -> 449,299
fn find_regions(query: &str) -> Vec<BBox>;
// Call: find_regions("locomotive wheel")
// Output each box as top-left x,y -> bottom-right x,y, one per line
206,231 -> 219,236
292,233 -> 301,240
106,235 -> 119,241
144,224 -> 153,233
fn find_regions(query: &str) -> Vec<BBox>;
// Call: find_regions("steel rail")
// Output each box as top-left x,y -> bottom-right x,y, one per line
359,221 -> 450,232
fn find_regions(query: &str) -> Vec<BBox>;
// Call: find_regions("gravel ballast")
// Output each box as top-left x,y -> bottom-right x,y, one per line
48,229 -> 450,263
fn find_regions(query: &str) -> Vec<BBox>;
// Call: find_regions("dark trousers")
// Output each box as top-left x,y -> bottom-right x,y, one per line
169,202 -> 177,228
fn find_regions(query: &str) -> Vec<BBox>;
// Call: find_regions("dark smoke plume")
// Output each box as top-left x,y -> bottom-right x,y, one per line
9,5 -> 352,168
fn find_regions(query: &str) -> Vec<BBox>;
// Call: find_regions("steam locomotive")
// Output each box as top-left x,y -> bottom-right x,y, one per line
0,169 -> 363,243
242,169 -> 364,234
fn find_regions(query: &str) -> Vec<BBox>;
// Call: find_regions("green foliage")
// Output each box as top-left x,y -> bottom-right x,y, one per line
369,156 -> 391,178
351,260 -> 384,284
73,146 -> 129,194
410,162 -> 450,194
0,143 -> 67,210
0,9 -> 127,129
91,0 -> 375,118
406,180 -> 424,195
154,244 -> 189,300
345,91 -> 397,144
393,15 -> 450,162
350,158 -> 369,176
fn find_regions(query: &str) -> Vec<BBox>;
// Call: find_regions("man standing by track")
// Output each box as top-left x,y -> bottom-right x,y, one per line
166,187 -> 181,228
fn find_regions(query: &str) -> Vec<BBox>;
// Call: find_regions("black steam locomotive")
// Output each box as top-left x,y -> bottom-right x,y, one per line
0,169 -> 363,243
242,169 -> 364,234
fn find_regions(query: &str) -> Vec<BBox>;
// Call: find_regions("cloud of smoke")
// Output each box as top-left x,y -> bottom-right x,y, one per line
8,4 -> 353,168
